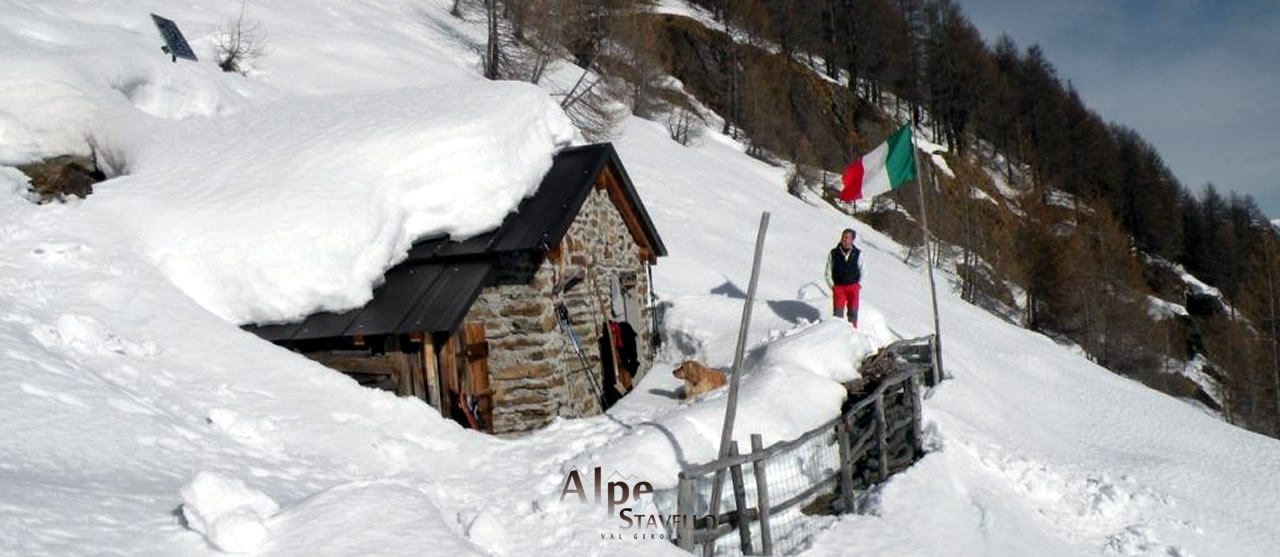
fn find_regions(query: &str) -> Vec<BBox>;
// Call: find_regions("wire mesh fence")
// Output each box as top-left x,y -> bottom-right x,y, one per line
661,335 -> 939,556
682,428 -> 842,556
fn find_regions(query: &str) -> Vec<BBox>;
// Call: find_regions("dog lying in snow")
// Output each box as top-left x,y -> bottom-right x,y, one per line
672,360 -> 726,399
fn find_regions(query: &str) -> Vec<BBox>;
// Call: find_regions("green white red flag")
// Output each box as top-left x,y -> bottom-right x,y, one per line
840,125 -> 918,202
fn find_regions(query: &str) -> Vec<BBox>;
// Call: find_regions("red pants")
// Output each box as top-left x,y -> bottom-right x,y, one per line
833,283 -> 860,319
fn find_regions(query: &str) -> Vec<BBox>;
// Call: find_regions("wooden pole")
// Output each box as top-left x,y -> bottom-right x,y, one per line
906,118 -> 944,383
677,474 -> 695,551
836,417 -> 856,513
750,434 -> 773,555
929,334 -> 941,387
423,338 -> 443,416
874,396 -> 889,481
729,442 -> 753,554
702,514 -> 719,557
707,212 -> 770,529
909,373 -> 924,454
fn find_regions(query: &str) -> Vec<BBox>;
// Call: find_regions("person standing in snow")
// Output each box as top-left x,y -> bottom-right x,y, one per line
825,228 -> 862,326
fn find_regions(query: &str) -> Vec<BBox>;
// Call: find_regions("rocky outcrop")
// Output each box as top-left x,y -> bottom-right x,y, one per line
18,155 -> 105,202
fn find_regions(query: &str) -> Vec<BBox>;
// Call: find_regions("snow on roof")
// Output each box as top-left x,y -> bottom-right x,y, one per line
85,82 -> 574,325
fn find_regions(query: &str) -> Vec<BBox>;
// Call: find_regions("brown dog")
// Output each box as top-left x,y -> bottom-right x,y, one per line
672,360 -> 726,399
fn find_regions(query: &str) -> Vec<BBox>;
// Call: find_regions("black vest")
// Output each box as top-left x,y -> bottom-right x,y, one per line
830,246 -> 861,285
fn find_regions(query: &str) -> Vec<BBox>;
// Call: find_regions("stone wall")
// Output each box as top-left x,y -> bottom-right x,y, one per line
460,179 -> 654,435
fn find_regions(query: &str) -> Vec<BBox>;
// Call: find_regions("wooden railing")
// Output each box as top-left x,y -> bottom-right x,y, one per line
673,336 -> 940,556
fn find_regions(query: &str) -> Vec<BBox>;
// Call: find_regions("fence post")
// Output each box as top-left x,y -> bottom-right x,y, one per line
678,474 -> 695,551
702,514 -> 719,557
750,434 -> 773,556
929,334 -> 942,386
909,372 -> 924,454
728,442 -> 753,554
836,417 -> 856,514
875,396 -> 889,481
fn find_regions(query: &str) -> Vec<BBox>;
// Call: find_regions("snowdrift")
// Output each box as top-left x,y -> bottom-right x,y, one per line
579,320 -> 878,491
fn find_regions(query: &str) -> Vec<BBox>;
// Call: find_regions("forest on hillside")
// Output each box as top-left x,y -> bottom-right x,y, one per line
471,0 -> 1280,437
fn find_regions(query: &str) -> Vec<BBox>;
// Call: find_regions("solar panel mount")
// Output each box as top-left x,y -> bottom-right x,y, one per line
150,14 -> 198,63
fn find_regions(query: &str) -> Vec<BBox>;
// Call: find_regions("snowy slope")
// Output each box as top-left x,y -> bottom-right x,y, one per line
3,1 -> 1280,557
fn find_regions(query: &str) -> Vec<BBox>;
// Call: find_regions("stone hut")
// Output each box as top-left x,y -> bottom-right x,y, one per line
245,143 -> 667,435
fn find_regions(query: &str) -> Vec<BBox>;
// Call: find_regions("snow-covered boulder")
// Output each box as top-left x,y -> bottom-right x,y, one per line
180,472 -> 279,553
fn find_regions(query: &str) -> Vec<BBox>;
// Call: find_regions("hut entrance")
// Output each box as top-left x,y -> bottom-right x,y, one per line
433,322 -> 494,432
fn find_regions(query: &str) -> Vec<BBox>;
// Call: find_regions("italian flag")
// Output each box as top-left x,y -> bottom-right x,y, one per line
840,124 -> 918,202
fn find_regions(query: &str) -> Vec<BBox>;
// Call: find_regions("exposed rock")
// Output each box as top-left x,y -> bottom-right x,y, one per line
17,155 -> 105,202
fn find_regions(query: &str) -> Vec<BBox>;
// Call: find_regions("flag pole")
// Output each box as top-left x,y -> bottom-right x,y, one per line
906,115 -> 944,383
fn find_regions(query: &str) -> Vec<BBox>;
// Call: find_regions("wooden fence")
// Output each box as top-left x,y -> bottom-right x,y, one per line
672,335 -> 940,556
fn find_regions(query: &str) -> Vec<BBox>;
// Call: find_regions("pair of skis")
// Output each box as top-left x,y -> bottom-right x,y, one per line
556,303 -> 606,403
555,303 -> 634,404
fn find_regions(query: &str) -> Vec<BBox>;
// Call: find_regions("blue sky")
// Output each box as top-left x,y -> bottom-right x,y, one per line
956,0 -> 1280,218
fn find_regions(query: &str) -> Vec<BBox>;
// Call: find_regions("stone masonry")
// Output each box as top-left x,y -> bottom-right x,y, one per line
459,178 -> 653,435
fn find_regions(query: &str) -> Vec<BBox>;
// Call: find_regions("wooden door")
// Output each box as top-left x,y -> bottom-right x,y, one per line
461,322 -> 493,433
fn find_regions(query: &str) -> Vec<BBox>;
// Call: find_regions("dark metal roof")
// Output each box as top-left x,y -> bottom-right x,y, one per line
249,262 -> 491,341
244,142 -> 664,341
406,143 -> 666,262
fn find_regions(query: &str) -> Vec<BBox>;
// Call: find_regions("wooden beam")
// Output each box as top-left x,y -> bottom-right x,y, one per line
837,418 -> 856,514
424,338 -> 443,416
751,434 -> 773,555
407,339 -> 427,399
305,352 -> 398,377
728,442 -> 753,554
677,475 -> 695,551
440,333 -> 460,416
875,397 -> 889,481
389,352 -> 412,397
598,165 -> 657,263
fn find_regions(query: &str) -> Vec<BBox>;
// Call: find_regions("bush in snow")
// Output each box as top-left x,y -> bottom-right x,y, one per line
664,106 -> 705,147
214,2 -> 268,76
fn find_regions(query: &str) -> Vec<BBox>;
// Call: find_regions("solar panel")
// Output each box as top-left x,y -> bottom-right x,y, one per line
150,14 -> 198,62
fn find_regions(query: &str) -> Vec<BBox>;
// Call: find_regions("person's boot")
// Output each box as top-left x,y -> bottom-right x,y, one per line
834,307 -> 845,320
849,309 -> 859,328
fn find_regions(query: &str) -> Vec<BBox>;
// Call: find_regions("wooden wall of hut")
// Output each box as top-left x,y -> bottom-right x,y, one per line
288,323 -> 494,432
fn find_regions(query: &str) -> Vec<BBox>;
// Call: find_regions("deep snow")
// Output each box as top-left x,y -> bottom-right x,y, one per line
3,1 -> 1280,557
